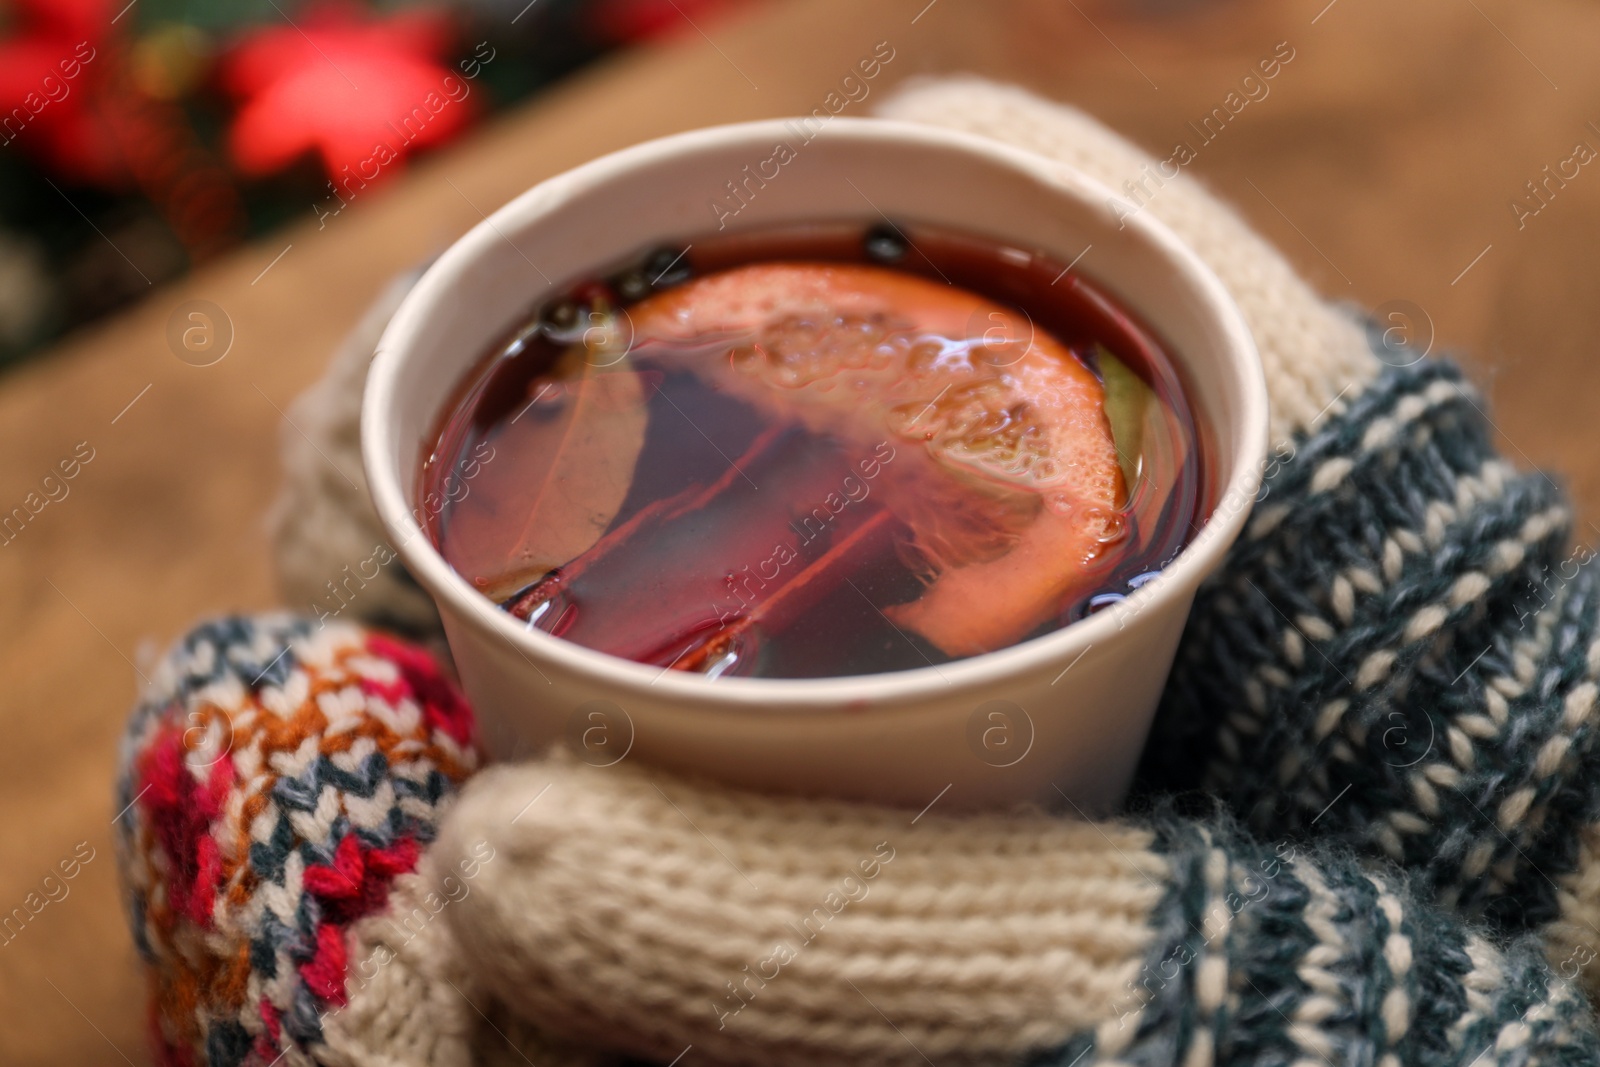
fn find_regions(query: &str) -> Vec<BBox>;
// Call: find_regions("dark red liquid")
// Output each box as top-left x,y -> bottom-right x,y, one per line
422,222 -> 1204,679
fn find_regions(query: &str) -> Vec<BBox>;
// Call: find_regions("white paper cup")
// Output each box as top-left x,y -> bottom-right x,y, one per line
364,118 -> 1266,813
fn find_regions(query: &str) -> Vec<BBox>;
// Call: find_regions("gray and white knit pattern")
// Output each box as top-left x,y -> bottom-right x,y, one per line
1144,352 -> 1600,944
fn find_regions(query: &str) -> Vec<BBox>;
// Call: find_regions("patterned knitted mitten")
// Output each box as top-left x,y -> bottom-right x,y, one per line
113,616 -> 594,1067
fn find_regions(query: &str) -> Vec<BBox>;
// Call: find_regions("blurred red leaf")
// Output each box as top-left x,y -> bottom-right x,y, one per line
221,6 -> 473,181
0,1 -> 124,186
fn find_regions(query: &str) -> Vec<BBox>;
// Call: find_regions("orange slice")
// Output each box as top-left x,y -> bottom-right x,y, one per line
627,262 -> 1126,657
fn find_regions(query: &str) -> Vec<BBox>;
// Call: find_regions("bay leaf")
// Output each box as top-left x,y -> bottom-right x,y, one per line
1096,344 -> 1153,491
480,346 -> 648,598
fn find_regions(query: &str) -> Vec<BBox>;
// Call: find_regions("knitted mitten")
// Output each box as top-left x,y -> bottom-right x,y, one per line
268,270 -> 443,646
114,616 -> 468,1066
113,616 -> 603,1067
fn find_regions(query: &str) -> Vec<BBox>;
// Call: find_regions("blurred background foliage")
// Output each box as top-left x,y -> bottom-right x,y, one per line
0,0 -> 762,368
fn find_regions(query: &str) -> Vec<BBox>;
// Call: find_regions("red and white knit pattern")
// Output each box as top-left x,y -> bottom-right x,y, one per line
115,615 -> 478,1067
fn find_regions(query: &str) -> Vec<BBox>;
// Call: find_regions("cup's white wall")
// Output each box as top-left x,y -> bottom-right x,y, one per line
365,118 -> 1267,813
441,576 -> 1194,810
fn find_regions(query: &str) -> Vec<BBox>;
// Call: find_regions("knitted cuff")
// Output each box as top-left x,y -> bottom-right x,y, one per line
1142,351 -> 1600,961
434,753 -> 1600,1067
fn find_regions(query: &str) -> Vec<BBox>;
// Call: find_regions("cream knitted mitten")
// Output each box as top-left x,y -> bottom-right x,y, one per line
269,268 -> 442,645
118,78 -> 1600,1067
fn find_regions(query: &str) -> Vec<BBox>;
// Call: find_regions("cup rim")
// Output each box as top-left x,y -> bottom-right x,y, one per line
363,116 -> 1268,712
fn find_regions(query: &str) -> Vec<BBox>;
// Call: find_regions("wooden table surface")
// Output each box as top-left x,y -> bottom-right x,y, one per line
4,0 -> 1600,1060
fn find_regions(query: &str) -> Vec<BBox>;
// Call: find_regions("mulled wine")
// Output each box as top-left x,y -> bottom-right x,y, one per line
422,222 -> 1202,679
